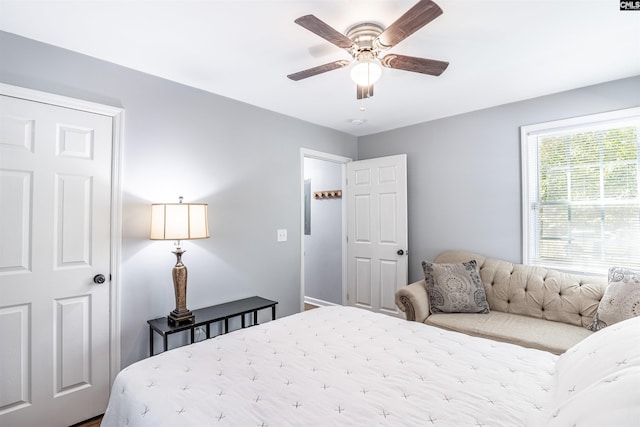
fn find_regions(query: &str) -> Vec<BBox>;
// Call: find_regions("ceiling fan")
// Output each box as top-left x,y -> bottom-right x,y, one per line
287,0 -> 449,100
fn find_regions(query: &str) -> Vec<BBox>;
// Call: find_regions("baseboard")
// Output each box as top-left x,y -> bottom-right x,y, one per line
304,296 -> 339,307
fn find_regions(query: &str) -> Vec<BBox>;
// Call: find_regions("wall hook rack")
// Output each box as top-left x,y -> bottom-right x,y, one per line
313,190 -> 342,199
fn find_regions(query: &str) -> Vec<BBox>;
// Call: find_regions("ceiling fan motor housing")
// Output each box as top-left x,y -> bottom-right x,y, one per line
346,22 -> 384,56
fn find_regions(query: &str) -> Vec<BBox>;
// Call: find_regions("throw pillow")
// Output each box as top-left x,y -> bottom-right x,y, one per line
587,266 -> 640,331
422,260 -> 490,314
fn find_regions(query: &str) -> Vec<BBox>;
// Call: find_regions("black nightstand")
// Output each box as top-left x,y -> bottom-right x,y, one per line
147,296 -> 278,356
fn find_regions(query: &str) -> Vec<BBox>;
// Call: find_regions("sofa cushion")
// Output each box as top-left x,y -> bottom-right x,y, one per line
587,266 -> 640,331
422,260 -> 490,314
425,311 -> 593,355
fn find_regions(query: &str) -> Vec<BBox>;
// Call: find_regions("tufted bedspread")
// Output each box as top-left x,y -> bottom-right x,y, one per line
101,306 -> 559,426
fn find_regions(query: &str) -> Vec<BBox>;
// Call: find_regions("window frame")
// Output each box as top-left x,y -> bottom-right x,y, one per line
521,106 -> 640,275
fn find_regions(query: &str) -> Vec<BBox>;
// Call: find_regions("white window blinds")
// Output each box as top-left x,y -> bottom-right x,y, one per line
521,107 -> 640,274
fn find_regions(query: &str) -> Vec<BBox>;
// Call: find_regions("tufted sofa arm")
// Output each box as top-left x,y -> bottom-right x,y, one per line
395,280 -> 431,323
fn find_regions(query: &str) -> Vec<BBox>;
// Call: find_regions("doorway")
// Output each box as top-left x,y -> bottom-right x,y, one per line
300,149 -> 351,310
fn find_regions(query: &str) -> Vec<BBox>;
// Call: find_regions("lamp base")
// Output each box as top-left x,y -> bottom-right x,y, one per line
167,309 -> 194,326
168,247 -> 194,326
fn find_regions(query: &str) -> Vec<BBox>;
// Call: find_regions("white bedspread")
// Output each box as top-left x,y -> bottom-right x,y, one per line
101,306 -> 558,426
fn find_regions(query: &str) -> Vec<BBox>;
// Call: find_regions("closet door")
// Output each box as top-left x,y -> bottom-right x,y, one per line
0,94 -> 113,426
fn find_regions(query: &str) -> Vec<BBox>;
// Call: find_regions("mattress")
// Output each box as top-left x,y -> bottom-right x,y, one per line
101,305 -> 559,426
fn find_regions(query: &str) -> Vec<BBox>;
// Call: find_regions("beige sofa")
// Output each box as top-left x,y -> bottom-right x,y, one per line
395,250 -> 607,354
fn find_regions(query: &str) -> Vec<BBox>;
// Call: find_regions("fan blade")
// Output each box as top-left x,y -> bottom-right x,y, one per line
381,54 -> 448,76
295,15 -> 355,50
376,0 -> 443,50
356,84 -> 374,100
287,60 -> 351,81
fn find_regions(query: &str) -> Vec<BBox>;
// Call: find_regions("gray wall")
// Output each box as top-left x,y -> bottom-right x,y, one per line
358,75 -> 640,284
304,157 -> 342,304
0,31 -> 357,367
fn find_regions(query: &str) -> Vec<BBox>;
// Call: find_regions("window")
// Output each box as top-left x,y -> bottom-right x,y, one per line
521,107 -> 640,274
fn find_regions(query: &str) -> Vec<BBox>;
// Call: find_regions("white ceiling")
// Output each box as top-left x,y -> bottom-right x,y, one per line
1,0 -> 639,136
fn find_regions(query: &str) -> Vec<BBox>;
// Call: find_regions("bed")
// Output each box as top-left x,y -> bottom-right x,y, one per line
101,306 -> 640,426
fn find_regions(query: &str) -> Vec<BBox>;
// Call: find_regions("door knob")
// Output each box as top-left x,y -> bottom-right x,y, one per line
93,274 -> 106,284
397,249 -> 405,256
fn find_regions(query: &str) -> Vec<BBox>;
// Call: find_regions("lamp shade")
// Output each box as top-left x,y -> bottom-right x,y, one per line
150,203 -> 209,240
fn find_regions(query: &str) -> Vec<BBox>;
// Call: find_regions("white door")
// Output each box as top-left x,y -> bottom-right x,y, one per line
0,94 -> 113,426
346,154 -> 408,316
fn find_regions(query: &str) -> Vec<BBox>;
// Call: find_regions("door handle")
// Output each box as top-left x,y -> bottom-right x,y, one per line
93,274 -> 106,284
397,249 -> 407,256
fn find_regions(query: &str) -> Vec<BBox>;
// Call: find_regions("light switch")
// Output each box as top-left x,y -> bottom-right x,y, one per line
277,229 -> 287,242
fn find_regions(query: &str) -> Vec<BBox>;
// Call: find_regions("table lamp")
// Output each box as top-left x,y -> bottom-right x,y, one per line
150,197 -> 209,325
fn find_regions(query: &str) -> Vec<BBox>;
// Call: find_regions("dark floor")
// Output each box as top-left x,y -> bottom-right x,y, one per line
71,414 -> 102,427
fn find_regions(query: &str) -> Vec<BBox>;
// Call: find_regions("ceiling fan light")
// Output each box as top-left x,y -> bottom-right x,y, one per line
350,61 -> 382,86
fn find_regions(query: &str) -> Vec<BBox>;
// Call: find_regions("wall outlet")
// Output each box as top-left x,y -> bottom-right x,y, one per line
277,229 -> 287,242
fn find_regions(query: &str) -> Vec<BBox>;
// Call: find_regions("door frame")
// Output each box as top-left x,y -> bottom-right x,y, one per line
299,149 -> 351,311
0,83 -> 124,385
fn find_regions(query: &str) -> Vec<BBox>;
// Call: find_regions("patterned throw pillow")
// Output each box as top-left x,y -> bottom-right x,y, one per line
422,260 -> 490,314
587,266 -> 640,331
